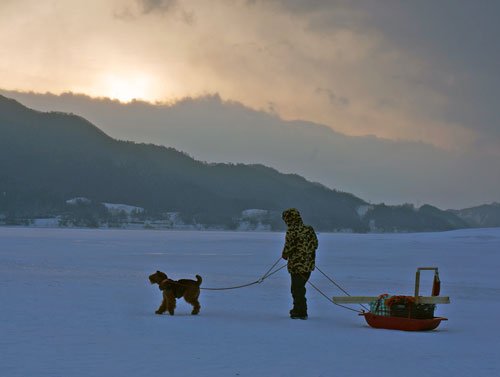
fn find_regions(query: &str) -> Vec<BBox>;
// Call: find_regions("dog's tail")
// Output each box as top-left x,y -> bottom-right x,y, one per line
195,274 -> 202,286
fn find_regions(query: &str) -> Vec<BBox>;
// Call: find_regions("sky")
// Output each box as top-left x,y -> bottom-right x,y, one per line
1,0 -> 499,207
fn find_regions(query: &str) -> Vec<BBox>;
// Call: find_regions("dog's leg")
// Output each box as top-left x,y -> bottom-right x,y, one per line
156,292 -> 168,314
166,292 -> 176,315
191,299 -> 201,315
185,295 -> 201,315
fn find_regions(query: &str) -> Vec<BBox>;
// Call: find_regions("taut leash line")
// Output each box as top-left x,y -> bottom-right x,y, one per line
198,256 -> 286,291
315,265 -> 369,312
305,277 -> 363,313
162,258 -> 368,314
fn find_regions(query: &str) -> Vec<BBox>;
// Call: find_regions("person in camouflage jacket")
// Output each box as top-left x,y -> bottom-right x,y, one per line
281,208 -> 318,319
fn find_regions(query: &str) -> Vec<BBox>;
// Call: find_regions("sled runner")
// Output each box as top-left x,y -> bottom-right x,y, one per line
332,267 -> 450,331
360,312 -> 447,331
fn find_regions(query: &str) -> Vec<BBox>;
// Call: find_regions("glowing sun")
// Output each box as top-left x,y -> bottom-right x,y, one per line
102,73 -> 153,102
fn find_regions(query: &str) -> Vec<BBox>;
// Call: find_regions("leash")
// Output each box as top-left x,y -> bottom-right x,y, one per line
200,264 -> 286,290
315,266 -> 369,312
171,256 -> 286,291
305,277 -> 363,313
160,257 -> 368,314
298,265 -> 368,313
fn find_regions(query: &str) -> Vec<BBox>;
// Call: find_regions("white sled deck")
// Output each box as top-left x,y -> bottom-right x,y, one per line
332,296 -> 450,304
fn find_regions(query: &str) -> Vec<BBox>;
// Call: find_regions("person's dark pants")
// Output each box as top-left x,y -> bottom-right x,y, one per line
290,272 -> 311,315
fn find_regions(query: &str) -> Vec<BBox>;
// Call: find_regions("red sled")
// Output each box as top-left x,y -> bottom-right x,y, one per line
333,267 -> 450,331
360,312 -> 448,331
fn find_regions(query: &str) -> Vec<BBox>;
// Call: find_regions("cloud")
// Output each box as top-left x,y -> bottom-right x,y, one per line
115,0 -> 194,23
138,0 -> 177,14
259,0 -> 500,151
315,88 -> 349,107
0,0 -> 498,153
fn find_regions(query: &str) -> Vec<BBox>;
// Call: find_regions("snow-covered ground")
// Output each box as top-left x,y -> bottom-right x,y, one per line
1,227 -> 499,377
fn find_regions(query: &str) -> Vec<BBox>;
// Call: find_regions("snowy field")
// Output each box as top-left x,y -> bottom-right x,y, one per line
1,227 -> 499,377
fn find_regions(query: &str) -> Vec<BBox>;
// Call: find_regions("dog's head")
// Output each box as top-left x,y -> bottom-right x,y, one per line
149,270 -> 168,285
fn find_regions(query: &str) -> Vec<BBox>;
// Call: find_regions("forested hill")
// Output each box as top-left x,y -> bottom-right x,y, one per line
0,95 -> 467,232
450,203 -> 500,228
0,95 -> 367,230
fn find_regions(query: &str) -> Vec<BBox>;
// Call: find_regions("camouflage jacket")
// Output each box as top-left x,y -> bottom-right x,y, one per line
281,208 -> 318,274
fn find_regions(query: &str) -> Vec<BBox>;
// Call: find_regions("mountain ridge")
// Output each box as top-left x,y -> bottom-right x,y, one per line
450,203 -> 500,228
3,88 -> 498,209
0,95 -> 473,231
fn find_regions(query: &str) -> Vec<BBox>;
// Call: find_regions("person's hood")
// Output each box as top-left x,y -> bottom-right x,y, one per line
282,208 -> 303,226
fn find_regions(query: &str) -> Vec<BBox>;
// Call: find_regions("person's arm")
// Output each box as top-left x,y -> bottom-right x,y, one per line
282,228 -> 295,260
311,227 -> 318,250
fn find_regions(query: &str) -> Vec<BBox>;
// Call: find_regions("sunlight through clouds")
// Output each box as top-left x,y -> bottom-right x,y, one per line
101,73 -> 155,103
0,0 -> 499,152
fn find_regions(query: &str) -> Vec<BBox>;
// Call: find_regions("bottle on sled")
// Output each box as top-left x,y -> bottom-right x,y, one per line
332,267 -> 450,331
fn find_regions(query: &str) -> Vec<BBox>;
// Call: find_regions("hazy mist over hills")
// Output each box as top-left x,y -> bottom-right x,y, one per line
1,94 -> 477,232
2,89 -> 498,209
0,95 -> 366,231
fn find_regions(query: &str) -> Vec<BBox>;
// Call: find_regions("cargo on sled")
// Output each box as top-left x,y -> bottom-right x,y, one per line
332,267 -> 450,331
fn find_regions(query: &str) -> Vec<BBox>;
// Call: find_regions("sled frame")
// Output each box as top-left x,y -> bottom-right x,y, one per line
332,267 -> 450,305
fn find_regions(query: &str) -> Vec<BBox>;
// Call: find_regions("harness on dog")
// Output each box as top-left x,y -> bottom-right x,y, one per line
162,280 -> 188,298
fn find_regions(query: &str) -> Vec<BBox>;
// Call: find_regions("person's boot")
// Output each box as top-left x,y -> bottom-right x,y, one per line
290,309 -> 308,320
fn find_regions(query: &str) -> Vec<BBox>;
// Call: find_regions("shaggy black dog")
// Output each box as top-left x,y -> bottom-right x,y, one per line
149,271 -> 202,315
